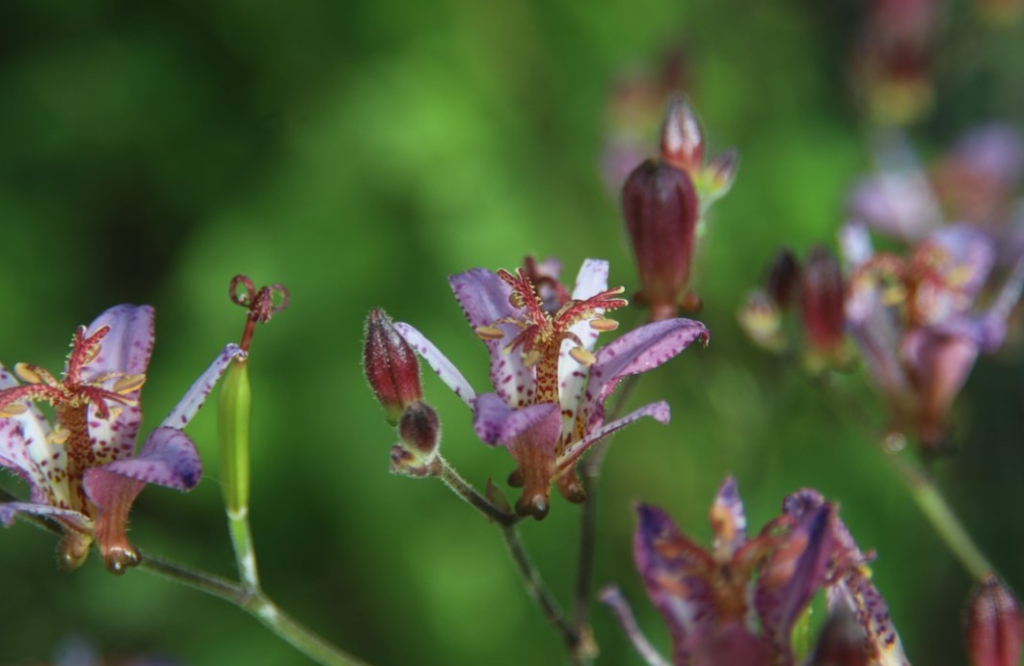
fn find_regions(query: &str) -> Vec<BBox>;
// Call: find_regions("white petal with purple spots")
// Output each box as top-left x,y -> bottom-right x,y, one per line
161,344 -> 246,430
558,259 -> 609,437
394,322 -> 476,407
558,401 -> 670,471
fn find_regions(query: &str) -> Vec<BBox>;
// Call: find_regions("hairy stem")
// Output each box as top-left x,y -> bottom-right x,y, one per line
432,459 -> 581,654
571,373 -> 642,664
0,486 -> 373,666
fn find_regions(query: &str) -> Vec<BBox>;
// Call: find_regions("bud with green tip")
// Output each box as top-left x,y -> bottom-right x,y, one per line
218,357 -> 252,516
390,402 -> 442,477
364,308 -> 423,425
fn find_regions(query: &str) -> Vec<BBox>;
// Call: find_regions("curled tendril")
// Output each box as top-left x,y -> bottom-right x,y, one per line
230,274 -> 290,351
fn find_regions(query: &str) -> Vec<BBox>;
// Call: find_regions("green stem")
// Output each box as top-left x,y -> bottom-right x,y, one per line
570,373 -> 642,665
499,523 -> 580,653
432,459 -> 580,653
437,457 -> 519,527
228,509 -> 261,590
887,451 -> 995,579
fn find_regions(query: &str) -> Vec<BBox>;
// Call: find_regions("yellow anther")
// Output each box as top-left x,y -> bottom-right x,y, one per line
0,403 -> 28,417
589,318 -> 619,332
881,285 -> 907,306
14,363 -> 43,385
47,427 -> 70,445
522,350 -> 542,367
569,347 -> 596,366
475,326 -> 505,341
108,407 -> 123,422
113,374 -> 147,394
947,266 -> 972,288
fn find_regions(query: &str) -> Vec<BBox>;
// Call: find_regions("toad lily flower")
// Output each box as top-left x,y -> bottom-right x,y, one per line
0,305 -> 244,573
842,223 -> 1024,451
394,259 -> 708,519
601,478 -> 836,666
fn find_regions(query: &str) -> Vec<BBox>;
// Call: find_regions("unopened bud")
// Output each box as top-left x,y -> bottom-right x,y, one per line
622,159 -> 699,321
808,607 -> 870,666
398,401 -> 441,459
767,248 -> 802,312
364,308 -> 423,425
966,574 -> 1024,666
702,148 -> 739,201
801,246 -> 846,355
660,95 -> 703,176
738,290 -> 786,353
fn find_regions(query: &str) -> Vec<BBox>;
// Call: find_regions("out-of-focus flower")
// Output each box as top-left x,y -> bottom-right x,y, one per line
965,574 -> 1024,666
739,245 -> 850,370
601,478 -> 837,666
0,305 -> 244,573
852,0 -> 938,126
393,259 -> 708,518
843,223 -> 1024,451
623,97 -> 738,320
849,126 -> 1024,263
602,50 -> 692,195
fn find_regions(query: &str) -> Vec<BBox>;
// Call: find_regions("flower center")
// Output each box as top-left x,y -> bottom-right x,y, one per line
0,324 -> 145,514
474,267 -> 627,405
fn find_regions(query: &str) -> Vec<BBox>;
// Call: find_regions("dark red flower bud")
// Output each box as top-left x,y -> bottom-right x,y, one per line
364,308 -> 422,425
767,248 -> 803,312
808,608 -> 870,666
398,401 -> 441,458
660,95 -> 704,176
801,246 -> 846,355
966,574 -> 1024,666
622,158 -> 699,322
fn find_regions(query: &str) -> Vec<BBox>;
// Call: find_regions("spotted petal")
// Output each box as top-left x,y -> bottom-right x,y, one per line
472,392 -> 559,447
84,305 -> 156,379
449,268 -> 535,408
394,322 -> 476,407
88,426 -> 202,493
161,344 -> 246,430
755,503 -> 835,662
634,503 -> 717,665
558,259 -> 610,438
0,502 -> 92,531
0,361 -> 67,506
582,318 -> 708,432
558,401 -> 669,471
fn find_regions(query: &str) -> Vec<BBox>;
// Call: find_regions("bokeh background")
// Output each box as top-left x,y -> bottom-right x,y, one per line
2,1 -> 1024,664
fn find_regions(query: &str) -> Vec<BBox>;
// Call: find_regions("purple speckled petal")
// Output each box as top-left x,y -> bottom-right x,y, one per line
582,318 -> 708,432
710,476 -> 747,559
634,503 -> 717,665
161,344 -> 246,430
755,504 -> 835,662
394,322 -> 476,407
558,259 -> 610,438
472,392 -> 560,447
88,426 -> 202,492
0,501 -> 91,530
558,401 -> 669,471
449,269 -> 535,408
83,305 -> 155,378
0,363 -> 62,497
828,566 -> 910,666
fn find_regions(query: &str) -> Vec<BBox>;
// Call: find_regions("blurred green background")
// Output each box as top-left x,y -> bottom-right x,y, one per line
2,1 -> 1023,664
